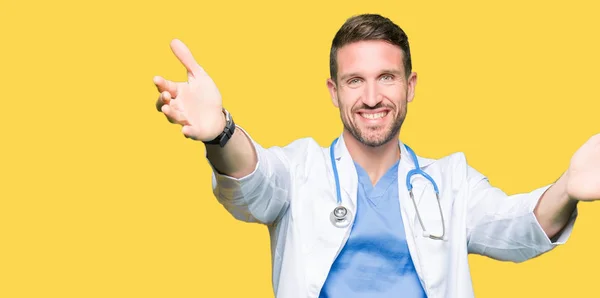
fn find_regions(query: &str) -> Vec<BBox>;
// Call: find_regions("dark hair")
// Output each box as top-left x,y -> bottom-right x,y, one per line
329,14 -> 412,82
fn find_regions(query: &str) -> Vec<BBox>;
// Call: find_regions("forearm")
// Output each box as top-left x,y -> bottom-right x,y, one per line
206,125 -> 292,225
205,125 -> 258,179
533,171 -> 578,239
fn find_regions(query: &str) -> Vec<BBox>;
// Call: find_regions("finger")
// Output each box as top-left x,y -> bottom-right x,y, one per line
161,101 -> 190,126
153,76 -> 178,97
161,104 -> 182,124
170,39 -> 206,78
182,125 -> 197,140
155,91 -> 172,112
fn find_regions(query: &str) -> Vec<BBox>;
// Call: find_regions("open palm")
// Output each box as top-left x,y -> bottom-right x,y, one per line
154,39 -> 225,141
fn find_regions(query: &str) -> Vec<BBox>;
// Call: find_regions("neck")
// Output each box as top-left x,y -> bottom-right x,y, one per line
343,130 -> 400,186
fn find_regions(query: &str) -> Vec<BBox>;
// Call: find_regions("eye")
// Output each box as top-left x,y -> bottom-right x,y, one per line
380,74 -> 394,81
347,78 -> 363,86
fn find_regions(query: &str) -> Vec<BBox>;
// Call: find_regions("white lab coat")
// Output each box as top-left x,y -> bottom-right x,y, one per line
209,128 -> 578,298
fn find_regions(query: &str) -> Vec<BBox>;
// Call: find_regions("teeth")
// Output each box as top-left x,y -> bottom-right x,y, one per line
362,112 -> 387,119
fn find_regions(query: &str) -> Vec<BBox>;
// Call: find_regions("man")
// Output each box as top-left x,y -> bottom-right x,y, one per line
154,14 -> 598,298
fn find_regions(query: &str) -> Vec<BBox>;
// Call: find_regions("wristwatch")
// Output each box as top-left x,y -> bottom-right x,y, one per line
203,108 -> 235,147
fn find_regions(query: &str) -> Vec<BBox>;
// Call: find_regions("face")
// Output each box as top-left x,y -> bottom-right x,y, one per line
327,40 -> 417,147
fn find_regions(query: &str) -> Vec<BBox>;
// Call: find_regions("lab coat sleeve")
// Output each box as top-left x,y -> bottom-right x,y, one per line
206,126 -> 292,225
464,158 -> 577,263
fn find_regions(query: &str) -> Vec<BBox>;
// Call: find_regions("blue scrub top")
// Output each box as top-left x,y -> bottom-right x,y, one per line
319,160 -> 427,298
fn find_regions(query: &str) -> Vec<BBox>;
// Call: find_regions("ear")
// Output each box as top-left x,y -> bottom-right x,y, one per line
326,78 -> 339,108
406,72 -> 418,103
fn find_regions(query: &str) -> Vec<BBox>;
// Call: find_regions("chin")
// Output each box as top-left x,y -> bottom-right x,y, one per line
356,129 -> 396,147
362,137 -> 394,147
343,115 -> 403,147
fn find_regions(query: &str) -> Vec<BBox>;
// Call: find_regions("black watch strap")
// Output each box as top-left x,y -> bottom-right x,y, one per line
203,108 -> 235,147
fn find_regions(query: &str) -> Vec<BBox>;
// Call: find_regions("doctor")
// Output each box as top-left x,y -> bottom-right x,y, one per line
154,14 -> 598,298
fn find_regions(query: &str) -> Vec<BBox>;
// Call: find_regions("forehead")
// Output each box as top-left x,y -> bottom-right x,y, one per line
336,40 -> 405,76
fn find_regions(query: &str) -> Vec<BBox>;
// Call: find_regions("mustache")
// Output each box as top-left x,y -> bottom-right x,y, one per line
352,102 -> 395,112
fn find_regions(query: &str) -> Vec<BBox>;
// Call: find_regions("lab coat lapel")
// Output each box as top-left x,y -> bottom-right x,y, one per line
397,140 -> 435,295
307,135 -> 358,298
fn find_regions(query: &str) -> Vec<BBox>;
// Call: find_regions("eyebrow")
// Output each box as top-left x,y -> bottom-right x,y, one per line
339,72 -> 361,82
380,69 -> 404,77
339,69 -> 404,81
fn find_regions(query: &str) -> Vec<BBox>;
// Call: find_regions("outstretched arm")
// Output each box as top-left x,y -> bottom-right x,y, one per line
154,39 -> 290,224
466,134 -> 599,262
154,39 -> 257,178
534,134 -> 600,239
533,172 -> 578,240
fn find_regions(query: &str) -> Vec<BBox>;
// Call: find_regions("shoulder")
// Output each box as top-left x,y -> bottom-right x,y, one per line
266,136 -> 323,153
261,137 -> 326,162
418,150 -> 467,170
419,150 -> 489,188
261,137 -> 329,181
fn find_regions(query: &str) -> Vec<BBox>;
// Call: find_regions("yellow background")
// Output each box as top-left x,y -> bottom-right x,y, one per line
1,0 -> 599,297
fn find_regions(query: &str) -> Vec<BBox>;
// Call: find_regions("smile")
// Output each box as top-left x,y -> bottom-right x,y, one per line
359,111 -> 388,120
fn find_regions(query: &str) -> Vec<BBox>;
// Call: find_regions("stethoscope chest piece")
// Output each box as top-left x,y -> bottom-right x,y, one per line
330,205 -> 352,228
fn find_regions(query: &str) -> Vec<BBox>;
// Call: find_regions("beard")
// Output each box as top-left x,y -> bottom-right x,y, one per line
340,102 -> 405,147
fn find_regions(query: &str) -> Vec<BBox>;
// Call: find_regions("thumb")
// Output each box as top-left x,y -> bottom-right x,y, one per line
170,39 -> 206,78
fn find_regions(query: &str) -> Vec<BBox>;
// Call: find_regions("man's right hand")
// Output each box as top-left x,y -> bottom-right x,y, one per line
154,39 -> 226,142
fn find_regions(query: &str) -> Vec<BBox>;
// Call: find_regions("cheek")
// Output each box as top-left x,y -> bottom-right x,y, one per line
382,84 -> 404,97
337,100 -> 355,122
382,85 -> 407,107
338,89 -> 361,108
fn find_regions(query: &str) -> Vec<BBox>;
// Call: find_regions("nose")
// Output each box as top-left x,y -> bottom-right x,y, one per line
362,81 -> 383,107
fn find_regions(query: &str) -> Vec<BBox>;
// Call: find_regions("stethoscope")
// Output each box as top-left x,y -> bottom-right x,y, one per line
329,138 -> 446,240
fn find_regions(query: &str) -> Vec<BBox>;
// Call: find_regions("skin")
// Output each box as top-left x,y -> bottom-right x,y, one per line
155,38 -> 599,240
